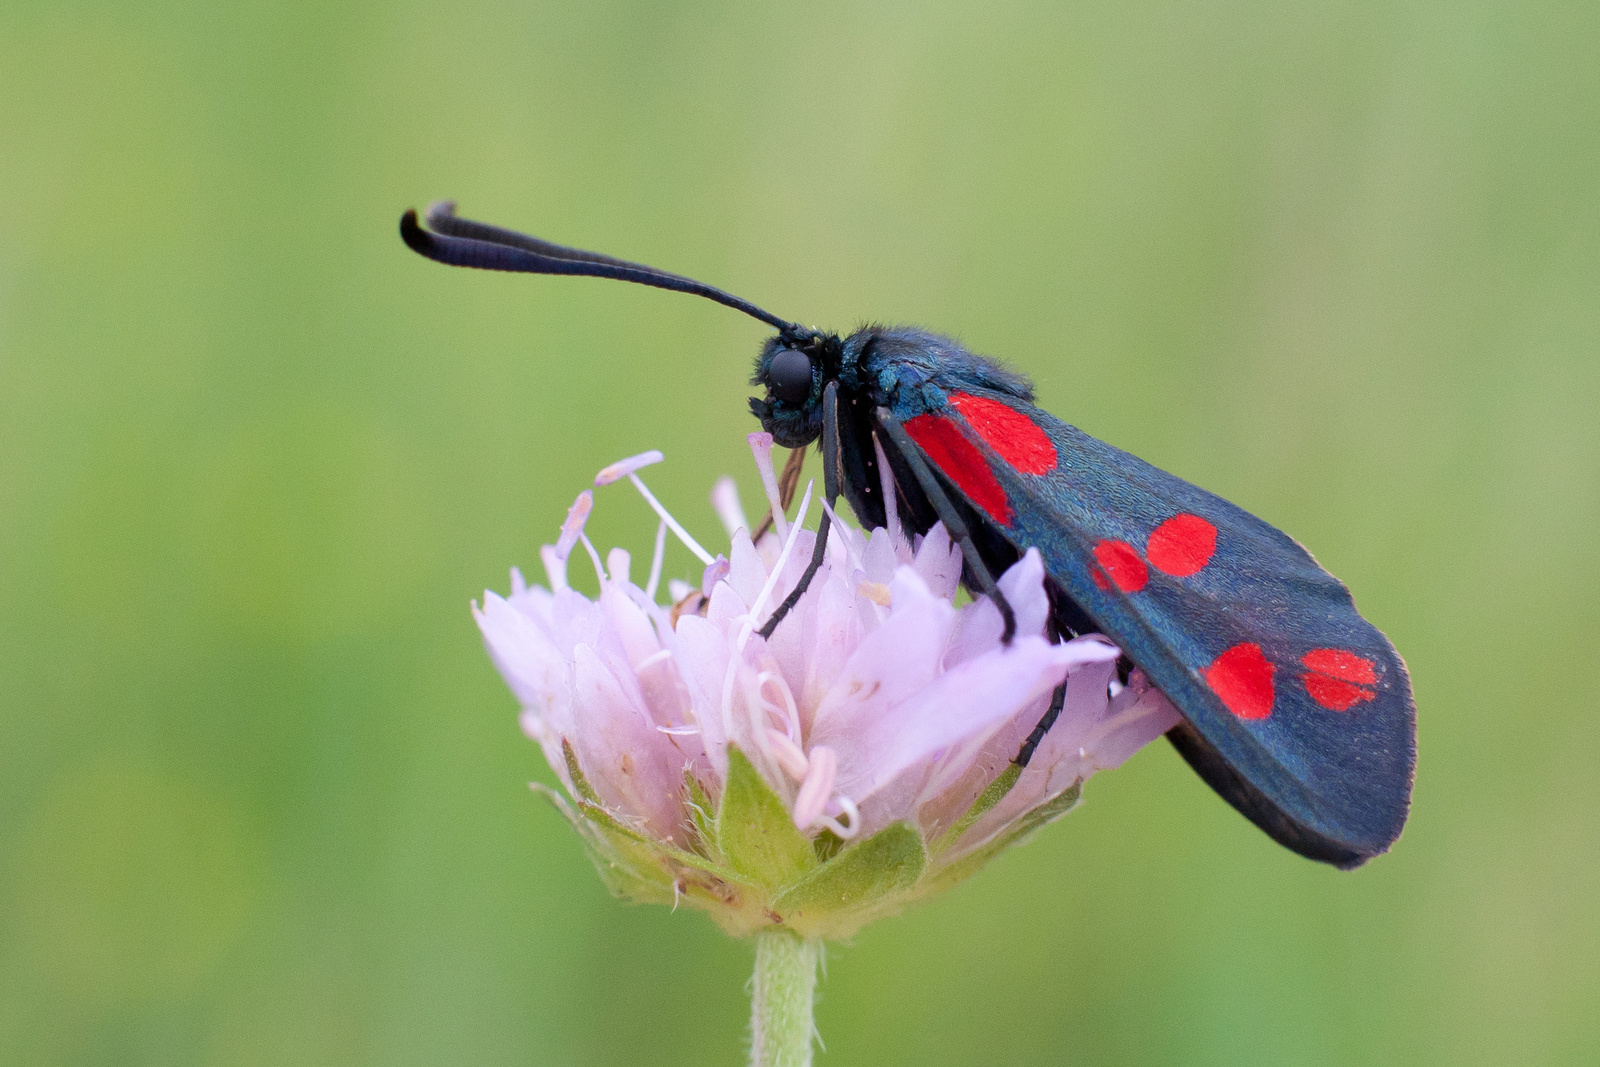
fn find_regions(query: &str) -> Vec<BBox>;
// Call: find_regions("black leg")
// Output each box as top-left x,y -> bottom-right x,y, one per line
757,381 -> 839,639
1014,681 -> 1067,767
875,407 -> 1017,644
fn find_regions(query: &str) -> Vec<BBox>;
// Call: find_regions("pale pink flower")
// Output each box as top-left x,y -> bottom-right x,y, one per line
474,435 -> 1180,938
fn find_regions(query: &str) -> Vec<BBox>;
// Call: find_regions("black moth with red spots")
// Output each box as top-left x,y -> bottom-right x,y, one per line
401,204 -> 1417,869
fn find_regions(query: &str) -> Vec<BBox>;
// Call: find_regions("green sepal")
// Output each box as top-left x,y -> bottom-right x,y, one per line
775,821 -> 927,939
572,795 -> 747,884
561,738 -> 602,805
717,746 -> 818,886
932,762 -> 1022,855
529,781 -> 580,826
921,781 -> 1082,898
1004,780 -> 1083,841
811,828 -> 845,863
541,751 -> 758,912
684,770 -> 720,859
544,785 -> 679,905
539,738 -> 1090,941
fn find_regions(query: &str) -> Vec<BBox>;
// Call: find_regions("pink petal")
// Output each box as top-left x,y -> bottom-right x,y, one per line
911,523 -> 962,600
954,641 -> 1178,852
944,548 -> 1052,668
1009,652 -> 1120,804
543,588 -> 606,662
704,575 -> 749,633
1093,670 -> 1183,770
569,643 -> 686,841
598,585 -> 661,670
668,614 -> 733,779
998,549 -> 1051,640
760,575 -> 820,714
606,547 -> 631,586
835,635 -> 1113,802
475,592 -> 571,729
776,559 -> 861,729
775,527 -> 818,587
808,570 -> 958,794
596,589 -> 693,733
726,529 -> 768,607
507,582 -> 557,634
860,528 -> 899,584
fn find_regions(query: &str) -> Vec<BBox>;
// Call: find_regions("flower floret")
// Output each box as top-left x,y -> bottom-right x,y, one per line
474,435 -> 1181,937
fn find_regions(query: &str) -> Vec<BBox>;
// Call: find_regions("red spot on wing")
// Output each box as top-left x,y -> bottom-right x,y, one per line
1303,677 -> 1375,712
1092,540 -> 1148,592
903,414 -> 1012,524
948,392 -> 1058,474
1301,649 -> 1377,684
1301,649 -> 1378,711
1146,513 -> 1217,576
1204,643 -> 1275,720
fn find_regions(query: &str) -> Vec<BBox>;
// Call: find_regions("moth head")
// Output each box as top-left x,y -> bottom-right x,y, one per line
750,334 -> 829,448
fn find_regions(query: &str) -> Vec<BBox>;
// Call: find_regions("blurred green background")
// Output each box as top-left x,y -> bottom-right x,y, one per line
2,0 -> 1597,1063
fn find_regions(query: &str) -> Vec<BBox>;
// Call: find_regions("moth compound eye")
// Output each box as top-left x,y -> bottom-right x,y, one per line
768,348 -> 813,404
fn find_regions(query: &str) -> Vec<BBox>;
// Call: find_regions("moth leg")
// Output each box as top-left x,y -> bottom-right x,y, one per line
757,381 -> 839,639
875,407 -> 1017,644
1014,682 -> 1067,767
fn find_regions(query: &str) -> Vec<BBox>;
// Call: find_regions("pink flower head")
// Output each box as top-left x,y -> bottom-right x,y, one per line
474,435 -> 1181,938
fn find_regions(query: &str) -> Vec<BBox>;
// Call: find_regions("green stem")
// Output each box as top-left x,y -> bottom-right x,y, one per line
749,931 -> 821,1067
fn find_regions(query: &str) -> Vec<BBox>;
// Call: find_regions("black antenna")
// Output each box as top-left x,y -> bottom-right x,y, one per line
400,202 -> 803,335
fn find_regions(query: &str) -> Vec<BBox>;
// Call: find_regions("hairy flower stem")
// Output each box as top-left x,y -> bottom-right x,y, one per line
750,931 -> 821,1067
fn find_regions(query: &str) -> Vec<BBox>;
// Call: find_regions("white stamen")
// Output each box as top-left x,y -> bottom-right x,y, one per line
657,724 -> 702,736
767,728 -> 811,781
627,473 -> 714,565
737,479 -> 815,652
756,670 -> 802,743
667,578 -> 694,602
817,794 -> 860,839
607,547 -> 631,586
792,745 -> 838,829
645,520 -> 667,602
820,497 -> 866,576
873,431 -> 911,559
540,544 -> 569,592
579,533 -> 608,588
748,432 -> 789,542
594,449 -> 664,486
711,476 -> 748,538
635,648 -> 673,671
720,524 -> 811,767
555,490 -> 594,560
825,521 -> 853,570
723,662 -> 769,784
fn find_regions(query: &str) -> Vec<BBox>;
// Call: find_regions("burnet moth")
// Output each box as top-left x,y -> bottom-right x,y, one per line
401,202 -> 1416,868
